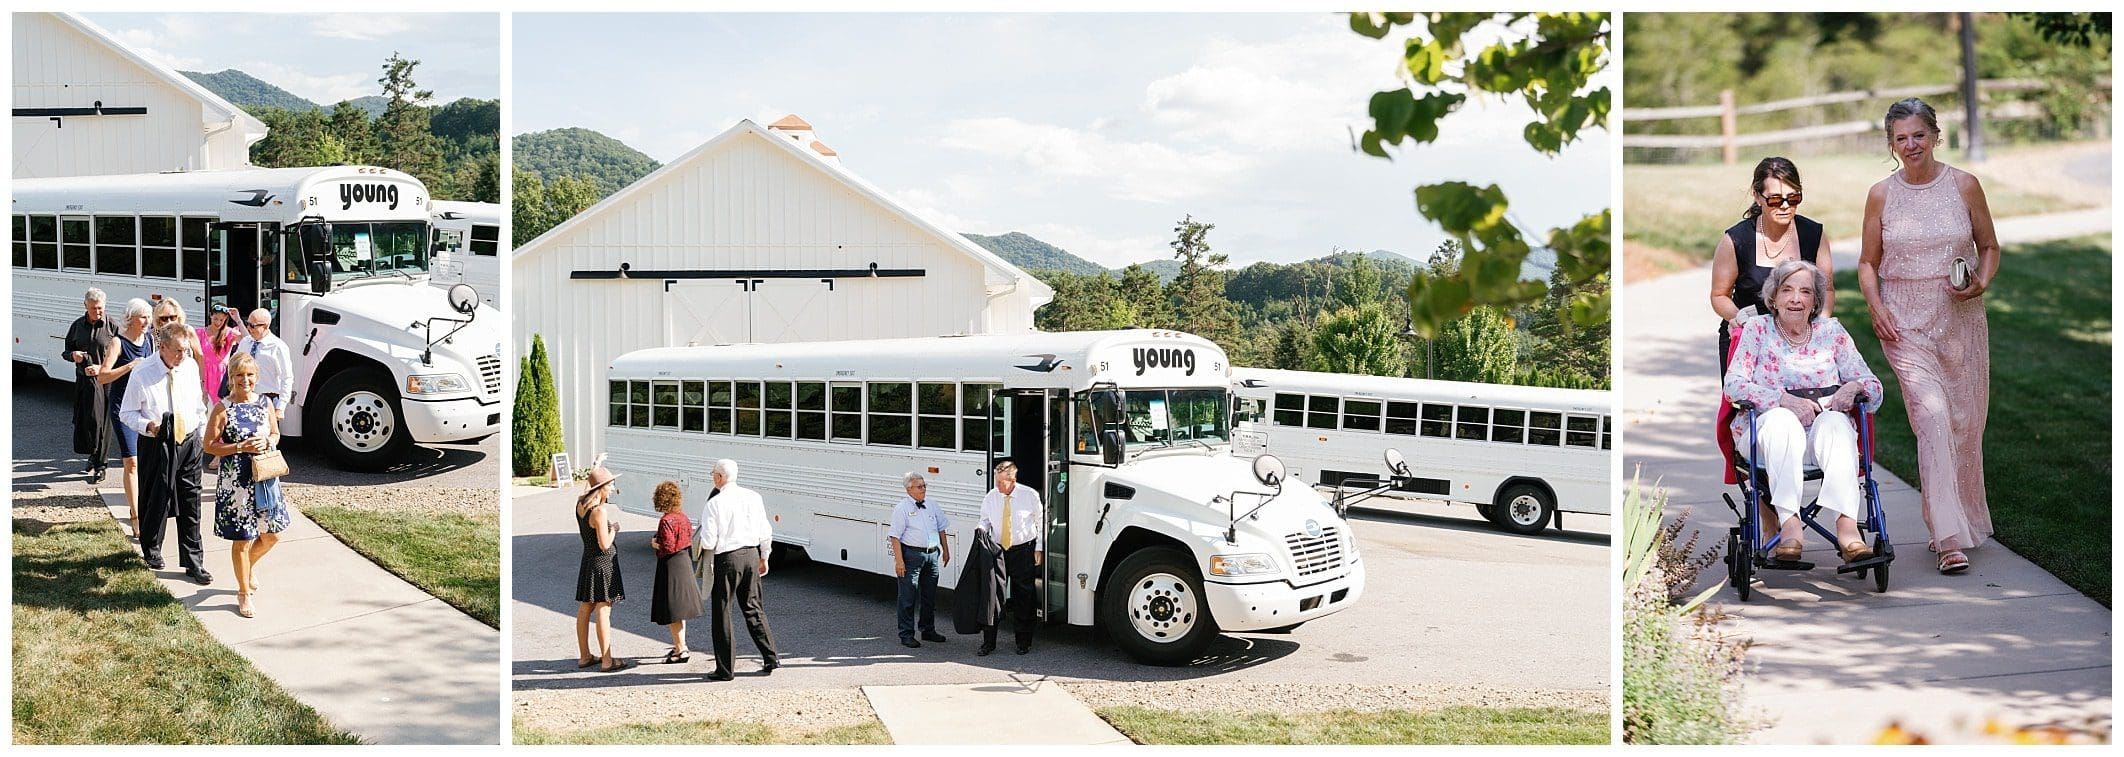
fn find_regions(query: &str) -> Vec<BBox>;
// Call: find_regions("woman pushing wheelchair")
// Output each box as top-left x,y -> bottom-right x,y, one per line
1722,259 -> 1884,566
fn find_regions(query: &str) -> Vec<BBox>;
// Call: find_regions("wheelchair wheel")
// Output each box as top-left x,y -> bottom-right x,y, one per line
1872,535 -> 1890,593
1726,528 -> 1752,602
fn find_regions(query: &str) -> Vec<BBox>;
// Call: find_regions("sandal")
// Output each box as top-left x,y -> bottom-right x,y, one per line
576,657 -> 600,669
600,658 -> 636,673
1840,541 -> 1875,563
663,648 -> 691,664
1939,550 -> 1970,574
237,595 -> 255,619
1770,541 -> 1803,562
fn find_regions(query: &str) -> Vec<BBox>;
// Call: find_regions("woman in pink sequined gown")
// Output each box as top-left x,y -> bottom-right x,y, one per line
1857,98 -> 2002,575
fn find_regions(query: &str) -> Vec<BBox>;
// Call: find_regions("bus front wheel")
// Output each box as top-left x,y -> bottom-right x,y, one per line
1495,483 -> 1555,535
1100,547 -> 1218,666
311,368 -> 411,472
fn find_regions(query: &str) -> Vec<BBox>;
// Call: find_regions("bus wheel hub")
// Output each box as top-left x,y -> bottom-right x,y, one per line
1128,572 -> 1197,641
333,391 -> 395,452
1510,495 -> 1541,524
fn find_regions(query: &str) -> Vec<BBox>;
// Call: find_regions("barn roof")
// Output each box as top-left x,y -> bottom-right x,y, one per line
514,118 -> 1053,303
47,13 -> 270,149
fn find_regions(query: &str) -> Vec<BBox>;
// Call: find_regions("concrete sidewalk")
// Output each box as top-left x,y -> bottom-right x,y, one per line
1621,212 -> 2112,743
863,681 -> 1133,745
101,487 -> 500,744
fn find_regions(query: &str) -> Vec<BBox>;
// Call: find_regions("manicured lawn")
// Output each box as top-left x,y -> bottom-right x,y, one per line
1625,147 -> 2097,262
1832,236 -> 2111,605
12,518 -> 360,744
306,507 -> 501,627
514,718 -> 891,745
1094,706 -> 1610,745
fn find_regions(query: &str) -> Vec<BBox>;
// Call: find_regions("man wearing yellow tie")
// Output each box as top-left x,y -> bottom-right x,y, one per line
976,460 -> 1043,656
120,322 -> 212,585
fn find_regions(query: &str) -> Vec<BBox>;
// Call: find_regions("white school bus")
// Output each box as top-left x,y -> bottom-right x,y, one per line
604,330 -> 1365,665
1232,367 -> 1611,534
430,200 -> 500,307
12,166 -> 507,470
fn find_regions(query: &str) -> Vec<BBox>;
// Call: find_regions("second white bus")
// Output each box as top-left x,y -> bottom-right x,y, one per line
430,200 -> 501,307
1232,367 -> 1611,534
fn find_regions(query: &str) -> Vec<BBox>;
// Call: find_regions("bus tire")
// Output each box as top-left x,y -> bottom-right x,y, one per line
1495,483 -> 1554,535
1476,504 -> 1501,524
1100,547 -> 1218,666
311,367 -> 411,472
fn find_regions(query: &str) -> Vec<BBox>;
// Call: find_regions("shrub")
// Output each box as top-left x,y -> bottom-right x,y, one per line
511,333 -> 564,477
1622,474 -> 1757,744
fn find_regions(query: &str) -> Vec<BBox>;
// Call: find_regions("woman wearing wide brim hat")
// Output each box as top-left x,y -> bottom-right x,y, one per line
574,465 -> 632,671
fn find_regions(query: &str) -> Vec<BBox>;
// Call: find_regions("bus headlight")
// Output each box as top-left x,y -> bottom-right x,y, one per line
1209,553 -> 1279,576
405,373 -> 471,395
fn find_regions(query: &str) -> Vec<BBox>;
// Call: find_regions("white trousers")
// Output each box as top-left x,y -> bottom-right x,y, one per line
1743,407 -> 1862,523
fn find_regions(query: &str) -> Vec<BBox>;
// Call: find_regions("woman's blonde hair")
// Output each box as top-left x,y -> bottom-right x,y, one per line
227,351 -> 260,379
653,481 -> 685,513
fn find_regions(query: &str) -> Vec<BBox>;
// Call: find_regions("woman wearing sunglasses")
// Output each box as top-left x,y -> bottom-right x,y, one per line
1709,156 -> 1833,373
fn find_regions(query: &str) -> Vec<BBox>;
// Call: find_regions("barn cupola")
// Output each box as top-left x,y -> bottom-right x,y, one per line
767,113 -> 839,165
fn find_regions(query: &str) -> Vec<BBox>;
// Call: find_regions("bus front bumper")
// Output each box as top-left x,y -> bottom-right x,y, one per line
1205,558 -> 1366,632
403,395 -> 501,443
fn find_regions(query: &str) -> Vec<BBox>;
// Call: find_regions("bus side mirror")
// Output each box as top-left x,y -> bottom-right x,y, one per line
1100,429 -> 1125,466
1385,448 -> 1411,479
308,262 -> 332,294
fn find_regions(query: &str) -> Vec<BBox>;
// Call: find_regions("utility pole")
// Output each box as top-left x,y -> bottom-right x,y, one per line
1959,12 -> 1985,162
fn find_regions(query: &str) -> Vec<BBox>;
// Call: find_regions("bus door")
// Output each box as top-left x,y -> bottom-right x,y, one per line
986,387 -> 1070,622
209,222 -> 278,328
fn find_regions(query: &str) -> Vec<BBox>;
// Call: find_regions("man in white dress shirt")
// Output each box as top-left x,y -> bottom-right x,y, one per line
235,309 -> 293,420
697,459 -> 780,680
121,322 -> 212,584
977,460 -> 1044,655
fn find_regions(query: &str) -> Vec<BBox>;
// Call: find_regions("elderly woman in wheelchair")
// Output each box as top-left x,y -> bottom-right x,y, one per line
1723,259 -> 1885,565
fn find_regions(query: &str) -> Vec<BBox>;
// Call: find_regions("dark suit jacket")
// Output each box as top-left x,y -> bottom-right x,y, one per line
952,528 -> 1006,635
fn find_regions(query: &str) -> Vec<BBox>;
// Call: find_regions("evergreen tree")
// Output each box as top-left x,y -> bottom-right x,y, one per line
1310,303 -> 1408,377
1272,319 -> 1317,370
1116,263 -> 1172,329
1165,215 -> 1240,351
328,101 -> 377,164
374,53 -> 445,189
1334,252 -> 1385,310
511,171 -> 550,247
512,333 -> 566,477
1525,264 -> 1612,386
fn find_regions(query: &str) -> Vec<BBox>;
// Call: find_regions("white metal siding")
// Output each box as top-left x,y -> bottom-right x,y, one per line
516,130 -> 1032,462
12,14 -> 247,178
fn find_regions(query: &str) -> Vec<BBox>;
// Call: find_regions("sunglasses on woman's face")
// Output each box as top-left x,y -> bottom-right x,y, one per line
155,315 -> 178,324
1760,193 -> 1802,209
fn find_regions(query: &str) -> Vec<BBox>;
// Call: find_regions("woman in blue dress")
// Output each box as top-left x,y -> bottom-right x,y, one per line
204,352 -> 291,619
95,299 -> 155,538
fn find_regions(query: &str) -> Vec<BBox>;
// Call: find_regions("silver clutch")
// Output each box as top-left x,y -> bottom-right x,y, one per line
1949,257 -> 1973,290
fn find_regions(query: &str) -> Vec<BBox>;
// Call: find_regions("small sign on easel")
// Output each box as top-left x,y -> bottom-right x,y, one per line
550,453 -> 573,487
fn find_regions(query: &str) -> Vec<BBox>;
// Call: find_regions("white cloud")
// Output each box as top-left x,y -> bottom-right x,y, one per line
1140,28 -> 1387,153
937,116 -> 1252,204
239,61 -> 373,105
106,27 -> 204,72
307,14 -> 417,42
1015,223 -> 1169,270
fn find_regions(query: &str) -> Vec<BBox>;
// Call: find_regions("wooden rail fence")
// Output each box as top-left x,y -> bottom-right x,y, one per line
1623,79 -> 2100,163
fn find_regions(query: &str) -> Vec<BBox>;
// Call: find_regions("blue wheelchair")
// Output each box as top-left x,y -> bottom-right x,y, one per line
1721,395 -> 1894,601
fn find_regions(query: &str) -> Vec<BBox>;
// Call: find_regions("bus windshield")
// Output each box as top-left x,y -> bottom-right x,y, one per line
324,221 -> 430,281
1119,388 -> 1231,449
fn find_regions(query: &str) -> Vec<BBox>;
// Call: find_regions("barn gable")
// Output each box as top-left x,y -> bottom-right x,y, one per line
12,12 -> 268,178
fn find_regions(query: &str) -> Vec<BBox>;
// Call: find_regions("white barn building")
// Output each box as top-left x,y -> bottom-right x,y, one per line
12,12 -> 267,179
513,115 -> 1053,462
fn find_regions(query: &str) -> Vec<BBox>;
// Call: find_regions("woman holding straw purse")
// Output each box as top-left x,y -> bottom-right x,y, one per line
204,351 -> 292,619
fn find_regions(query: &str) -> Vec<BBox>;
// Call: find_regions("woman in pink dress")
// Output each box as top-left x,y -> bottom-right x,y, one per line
197,307 -> 243,402
1857,97 -> 2002,575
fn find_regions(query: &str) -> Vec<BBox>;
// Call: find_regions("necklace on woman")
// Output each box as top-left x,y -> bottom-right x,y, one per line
1757,216 -> 1794,261
1777,321 -> 1810,348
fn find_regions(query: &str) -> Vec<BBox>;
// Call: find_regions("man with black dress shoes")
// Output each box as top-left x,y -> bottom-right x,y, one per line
976,460 -> 1043,655
888,472 -> 952,648
64,288 -> 115,482
120,322 -> 212,585
697,458 -> 781,680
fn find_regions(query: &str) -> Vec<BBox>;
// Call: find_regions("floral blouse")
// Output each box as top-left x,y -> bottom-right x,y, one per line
653,511 -> 694,558
1723,315 -> 1883,437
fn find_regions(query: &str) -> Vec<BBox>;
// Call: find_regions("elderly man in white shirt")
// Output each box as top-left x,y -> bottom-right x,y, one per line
977,459 -> 1044,656
120,322 -> 213,585
696,459 -> 781,681
234,308 -> 293,419
888,472 -> 952,648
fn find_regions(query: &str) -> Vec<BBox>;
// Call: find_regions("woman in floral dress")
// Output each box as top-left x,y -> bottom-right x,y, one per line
204,352 -> 291,619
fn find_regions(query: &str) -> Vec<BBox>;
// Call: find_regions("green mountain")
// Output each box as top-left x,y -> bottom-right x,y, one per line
513,127 -> 662,198
182,69 -> 316,112
341,95 -> 389,119
961,232 -> 1106,276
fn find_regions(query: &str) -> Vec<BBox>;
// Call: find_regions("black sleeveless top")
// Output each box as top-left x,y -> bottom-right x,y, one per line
1718,214 -> 1823,371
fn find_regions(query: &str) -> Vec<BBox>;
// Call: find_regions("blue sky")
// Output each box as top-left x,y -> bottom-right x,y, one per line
514,13 -> 1612,269
82,13 -> 499,105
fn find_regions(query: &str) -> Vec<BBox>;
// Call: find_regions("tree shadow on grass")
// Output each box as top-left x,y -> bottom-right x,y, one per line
12,519 -> 182,614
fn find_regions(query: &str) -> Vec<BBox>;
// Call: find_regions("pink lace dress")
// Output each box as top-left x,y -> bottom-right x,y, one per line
1878,166 -> 1992,552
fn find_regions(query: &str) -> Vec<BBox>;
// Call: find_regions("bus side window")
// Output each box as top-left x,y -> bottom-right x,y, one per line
711,381 -> 736,434
1455,406 -> 1489,441
1565,415 -> 1600,448
1342,399 -> 1382,432
830,382 -> 863,441
1419,403 -> 1452,437
628,380 -> 651,428
795,381 -> 828,440
180,217 -> 211,282
1272,393 -> 1304,426
30,215 -> 59,270
1385,401 -> 1419,435
141,217 -> 177,279
11,215 -> 27,268
916,382 -> 956,450
1602,416 -> 1613,450
1305,395 -> 1338,430
682,381 -> 707,433
960,383 -> 997,453
609,380 -> 627,427
1491,408 -> 1527,444
1528,411 -> 1563,446
471,224 -> 500,256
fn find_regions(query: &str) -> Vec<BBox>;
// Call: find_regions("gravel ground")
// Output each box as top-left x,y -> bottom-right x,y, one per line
512,686 -> 880,734
1062,682 -> 1609,714
283,484 -> 497,517
11,491 -> 112,530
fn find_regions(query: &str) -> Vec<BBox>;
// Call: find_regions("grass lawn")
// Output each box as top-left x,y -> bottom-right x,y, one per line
306,507 -> 501,627
1832,236 -> 2111,605
1625,146 -> 2099,262
514,717 -> 891,745
12,518 -> 360,744
1094,706 -> 1610,745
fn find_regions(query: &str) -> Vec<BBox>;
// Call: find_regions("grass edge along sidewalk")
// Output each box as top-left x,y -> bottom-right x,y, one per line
305,506 -> 502,627
1831,235 -> 2111,605
514,717 -> 892,745
12,516 -> 361,745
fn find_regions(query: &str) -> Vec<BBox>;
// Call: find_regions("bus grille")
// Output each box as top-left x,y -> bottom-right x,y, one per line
478,353 -> 503,395
1285,526 -> 1344,578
